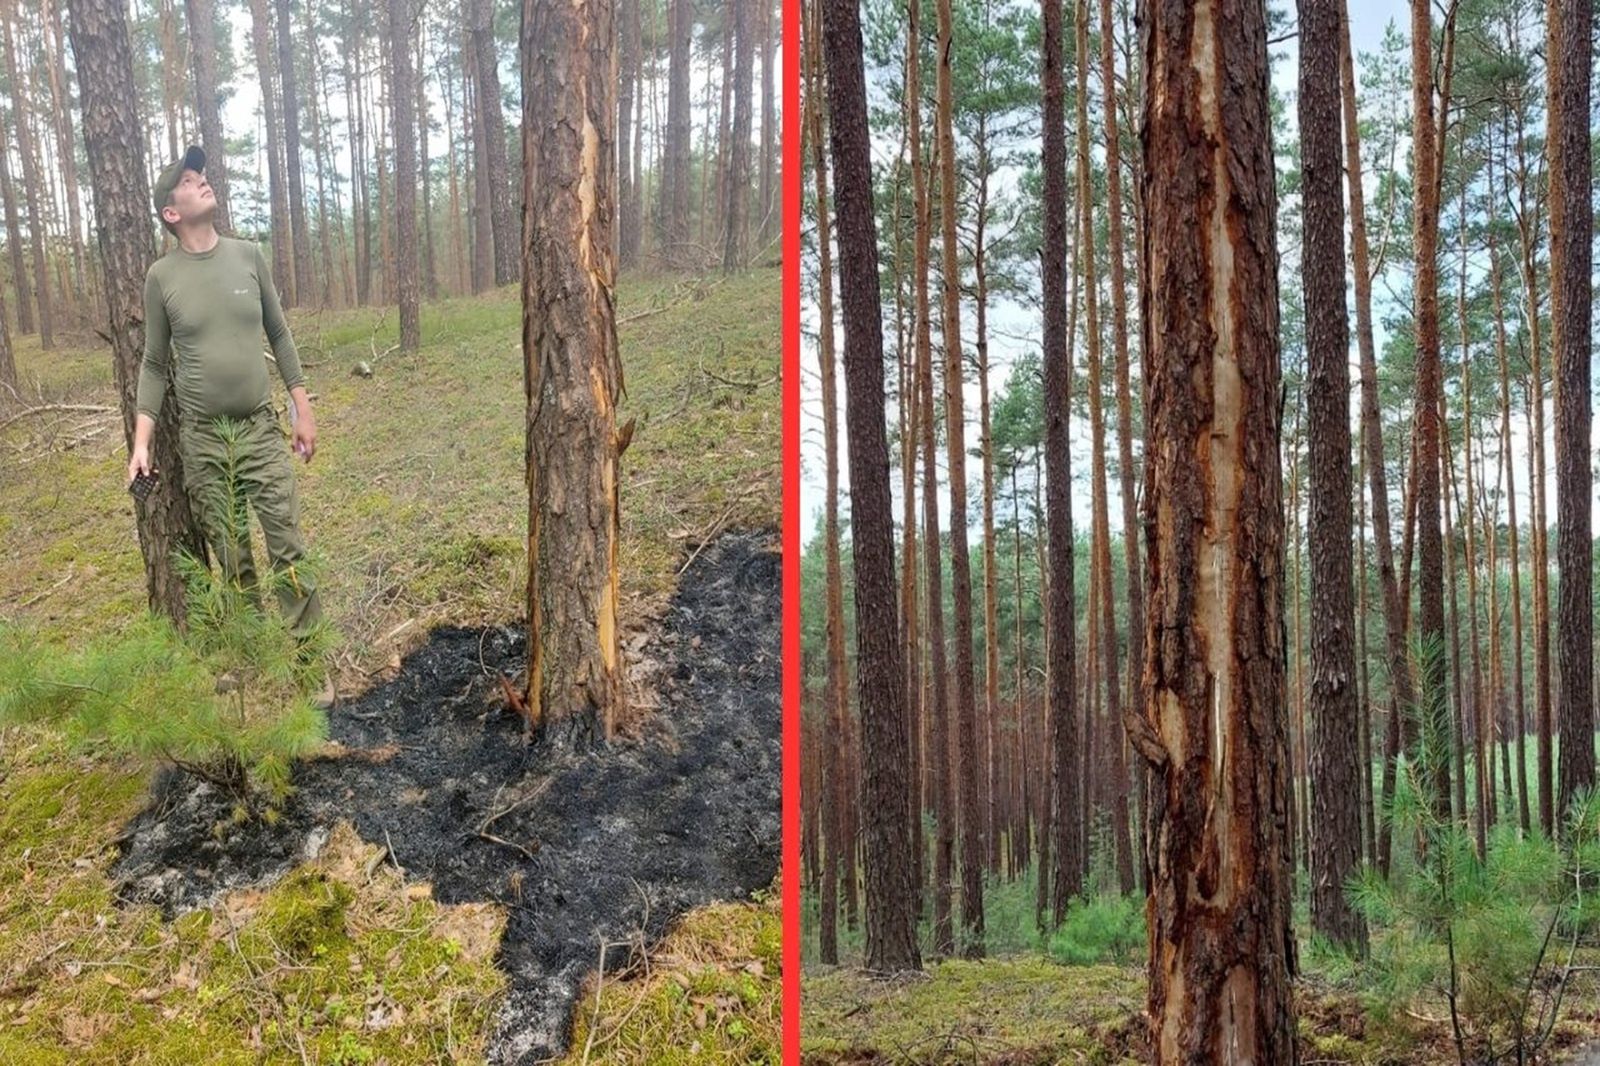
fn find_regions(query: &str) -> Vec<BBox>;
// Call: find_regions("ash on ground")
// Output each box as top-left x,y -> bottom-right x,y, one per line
112,530 -> 780,1063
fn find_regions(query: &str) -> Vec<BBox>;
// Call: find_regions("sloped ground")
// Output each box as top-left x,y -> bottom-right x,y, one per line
114,530 -> 780,1063
0,269 -> 781,1062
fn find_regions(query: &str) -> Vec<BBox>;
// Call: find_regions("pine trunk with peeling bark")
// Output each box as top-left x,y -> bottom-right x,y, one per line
1300,0 -> 1365,953
1549,0 -> 1593,822
1136,0 -> 1297,1056
935,0 -> 983,956
521,0 -> 626,751
1041,0 -> 1082,921
388,0 -> 419,351
68,0 -> 209,626
820,0 -> 921,974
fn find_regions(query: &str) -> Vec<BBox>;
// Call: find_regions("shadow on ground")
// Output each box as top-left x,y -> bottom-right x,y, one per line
112,530 -> 781,1063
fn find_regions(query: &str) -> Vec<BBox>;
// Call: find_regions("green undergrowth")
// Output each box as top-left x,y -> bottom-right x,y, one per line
558,886 -> 782,1064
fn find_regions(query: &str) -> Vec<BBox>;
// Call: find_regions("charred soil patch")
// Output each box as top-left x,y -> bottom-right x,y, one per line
113,530 -> 780,1063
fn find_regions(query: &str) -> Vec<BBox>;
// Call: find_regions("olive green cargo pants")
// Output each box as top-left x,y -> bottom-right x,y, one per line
179,405 -> 323,639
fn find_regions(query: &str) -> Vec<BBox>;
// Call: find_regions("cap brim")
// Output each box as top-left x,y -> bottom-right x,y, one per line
182,144 -> 206,174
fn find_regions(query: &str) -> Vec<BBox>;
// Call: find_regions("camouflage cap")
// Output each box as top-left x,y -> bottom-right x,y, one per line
152,144 -> 207,228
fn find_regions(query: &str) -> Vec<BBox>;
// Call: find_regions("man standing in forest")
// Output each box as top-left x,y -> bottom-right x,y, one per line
125,144 -> 334,709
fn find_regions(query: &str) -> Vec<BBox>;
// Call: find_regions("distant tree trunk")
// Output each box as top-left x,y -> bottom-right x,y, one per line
625,0 -> 645,265
388,0 -> 419,351
471,0 -> 516,286
417,25 -> 437,302
1454,175 -> 1487,846
249,0 -> 294,304
757,0 -> 774,245
662,0 -> 691,260
465,24 -> 490,293
157,0 -> 183,160
723,0 -> 753,271
714,4 -> 734,256
3,6 -> 50,349
906,0 -> 953,957
69,0 -> 209,626
820,0 -> 921,975
618,0 -> 638,269
935,0 -> 984,955
1410,0 -> 1451,823
1549,0 -> 1593,822
1137,0 -> 1298,1056
0,105 -> 28,337
44,0 -> 86,301
521,0 -> 626,750
276,0 -> 312,304
974,144 -> 1000,876
1300,0 -> 1365,953
1040,0 -> 1082,920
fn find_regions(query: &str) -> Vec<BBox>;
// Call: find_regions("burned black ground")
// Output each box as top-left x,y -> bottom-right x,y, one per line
112,530 -> 780,1063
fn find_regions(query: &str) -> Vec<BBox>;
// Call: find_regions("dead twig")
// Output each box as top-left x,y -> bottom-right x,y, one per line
0,403 -> 116,434
472,831 -> 540,862
678,503 -> 738,577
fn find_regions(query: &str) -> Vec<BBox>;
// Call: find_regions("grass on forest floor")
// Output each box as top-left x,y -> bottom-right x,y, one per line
0,268 -> 780,1064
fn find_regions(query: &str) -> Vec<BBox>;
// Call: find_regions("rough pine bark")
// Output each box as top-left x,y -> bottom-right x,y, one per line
1040,0 -> 1082,916
68,0 -> 208,626
521,0 -> 626,750
1548,0 -> 1593,822
471,0 -> 517,286
388,0 -> 419,350
820,0 -> 921,974
249,0 -> 294,304
1300,0 -> 1365,953
935,0 -> 983,955
2,6 -> 50,349
723,0 -> 754,271
1136,0 -> 1298,1056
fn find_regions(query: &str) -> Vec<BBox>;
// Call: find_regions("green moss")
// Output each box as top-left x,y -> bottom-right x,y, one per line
241,868 -> 353,963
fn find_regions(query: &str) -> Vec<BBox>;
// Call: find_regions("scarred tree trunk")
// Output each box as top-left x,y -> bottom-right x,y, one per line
521,0 -> 626,750
936,0 -> 983,955
907,0 -> 953,956
68,0 -> 208,626
1041,0 -> 1082,917
1136,0 -> 1297,1057
388,0 -> 419,350
472,0 -> 517,286
820,0 -> 921,974
1300,0 -> 1365,953
1549,0 -> 1593,821
3,5 -> 50,349
249,0 -> 294,304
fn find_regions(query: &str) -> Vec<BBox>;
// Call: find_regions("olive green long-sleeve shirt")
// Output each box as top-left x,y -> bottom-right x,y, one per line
135,237 -> 306,420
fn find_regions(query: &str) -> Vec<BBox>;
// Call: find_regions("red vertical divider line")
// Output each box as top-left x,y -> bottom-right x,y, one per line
780,0 -> 802,1055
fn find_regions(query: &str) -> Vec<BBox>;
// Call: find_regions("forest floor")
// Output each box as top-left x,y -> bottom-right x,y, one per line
801,953 -> 1600,1064
0,267 -> 781,1064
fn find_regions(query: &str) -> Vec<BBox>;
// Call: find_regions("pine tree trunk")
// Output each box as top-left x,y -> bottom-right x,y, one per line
466,23 -> 492,293
662,0 -> 692,261
3,6 -> 50,349
722,0 -> 753,271
905,0 -> 952,956
617,0 -> 638,269
157,0 -> 182,161
250,0 -> 294,304
1411,0 -> 1450,823
43,0 -> 85,304
1137,0 -> 1297,1055
69,0 -> 209,626
521,0 -> 626,751
416,25 -> 436,303
1548,0 -> 1593,823
0,100 -> 30,338
388,0 -> 419,350
1300,0 -> 1365,953
1040,0 -> 1082,921
276,0 -> 313,304
975,153 -> 1001,876
757,0 -> 774,245
935,0 -> 984,955
471,0 -> 516,286
820,0 -> 921,974
1455,175 -> 1487,847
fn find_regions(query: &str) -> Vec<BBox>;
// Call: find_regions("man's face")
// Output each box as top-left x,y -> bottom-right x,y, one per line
162,169 -> 214,230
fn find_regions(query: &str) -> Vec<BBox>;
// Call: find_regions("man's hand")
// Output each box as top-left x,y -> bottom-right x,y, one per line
127,412 -> 156,485
290,387 -> 317,463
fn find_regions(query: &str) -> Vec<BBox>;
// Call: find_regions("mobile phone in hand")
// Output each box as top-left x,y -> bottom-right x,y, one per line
128,471 -> 159,500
